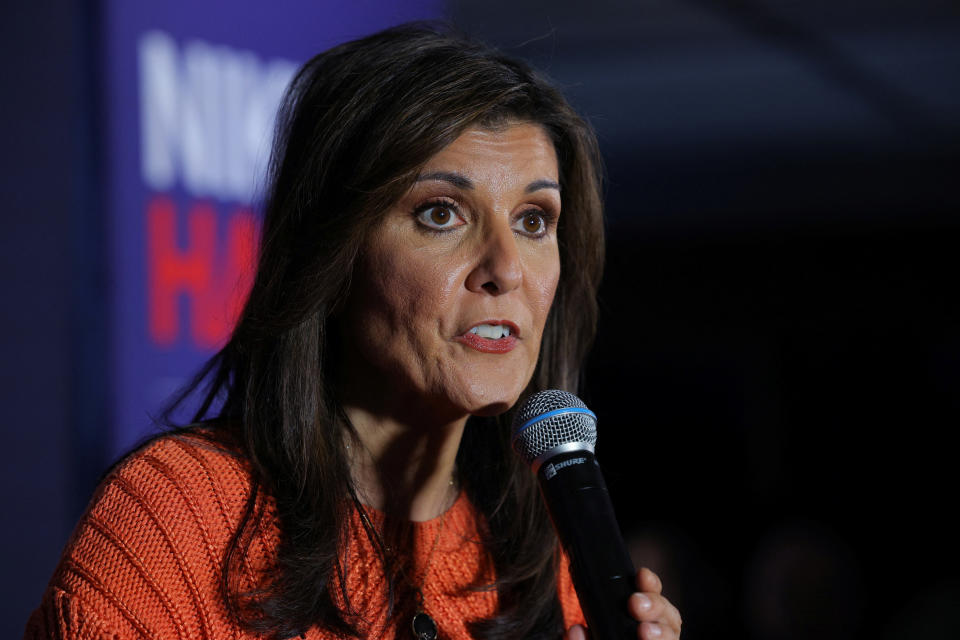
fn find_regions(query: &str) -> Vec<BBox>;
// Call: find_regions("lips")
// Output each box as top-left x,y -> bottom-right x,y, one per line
453,320 -> 520,353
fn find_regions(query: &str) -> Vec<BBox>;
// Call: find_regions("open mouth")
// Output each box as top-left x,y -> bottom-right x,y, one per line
454,321 -> 520,353
469,323 -> 513,339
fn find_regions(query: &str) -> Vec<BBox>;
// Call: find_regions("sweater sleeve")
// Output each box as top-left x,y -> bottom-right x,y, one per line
23,433 -> 266,640
557,551 -> 586,632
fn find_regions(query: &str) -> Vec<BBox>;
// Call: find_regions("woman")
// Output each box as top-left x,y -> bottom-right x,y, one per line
27,24 -> 681,640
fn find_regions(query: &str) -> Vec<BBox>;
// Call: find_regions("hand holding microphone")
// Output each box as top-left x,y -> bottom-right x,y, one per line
565,568 -> 682,640
511,390 -> 682,640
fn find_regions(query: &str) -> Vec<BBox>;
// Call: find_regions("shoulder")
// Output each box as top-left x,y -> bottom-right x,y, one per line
106,429 -> 255,521
86,430 -> 260,556
25,430 -> 277,639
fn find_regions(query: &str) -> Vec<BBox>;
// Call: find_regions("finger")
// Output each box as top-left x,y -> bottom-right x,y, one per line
629,592 -> 683,636
636,567 -> 662,594
565,623 -> 588,640
639,621 -> 679,640
663,600 -> 682,635
628,592 -> 672,622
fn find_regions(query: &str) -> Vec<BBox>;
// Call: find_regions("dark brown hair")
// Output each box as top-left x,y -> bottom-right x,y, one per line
175,22 -> 605,639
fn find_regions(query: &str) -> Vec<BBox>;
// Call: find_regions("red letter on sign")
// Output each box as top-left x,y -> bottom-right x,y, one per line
191,208 -> 259,348
147,195 -> 216,346
147,196 -> 258,349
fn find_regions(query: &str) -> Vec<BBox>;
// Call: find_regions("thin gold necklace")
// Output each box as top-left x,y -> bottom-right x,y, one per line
410,504 -> 448,640
352,476 -> 456,640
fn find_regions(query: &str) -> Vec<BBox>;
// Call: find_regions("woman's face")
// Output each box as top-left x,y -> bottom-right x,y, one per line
339,121 -> 562,420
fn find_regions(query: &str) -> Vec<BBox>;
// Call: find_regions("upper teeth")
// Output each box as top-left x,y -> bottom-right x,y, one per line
470,324 -> 511,339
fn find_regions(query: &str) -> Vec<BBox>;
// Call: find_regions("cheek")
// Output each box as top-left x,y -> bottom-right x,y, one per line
530,253 -> 562,329
361,242 -> 462,335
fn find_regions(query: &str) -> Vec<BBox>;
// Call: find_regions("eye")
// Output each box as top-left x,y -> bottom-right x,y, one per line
415,201 -> 465,231
513,210 -> 549,237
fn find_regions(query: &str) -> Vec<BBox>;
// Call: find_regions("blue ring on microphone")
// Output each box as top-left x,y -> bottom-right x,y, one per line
515,407 -> 597,435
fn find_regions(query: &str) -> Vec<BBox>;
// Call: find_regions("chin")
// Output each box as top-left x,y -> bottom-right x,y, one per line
469,399 -> 517,418
458,383 -> 527,418
446,368 -> 533,418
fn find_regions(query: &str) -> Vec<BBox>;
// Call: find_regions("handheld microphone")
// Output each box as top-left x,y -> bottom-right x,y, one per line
511,390 -> 636,640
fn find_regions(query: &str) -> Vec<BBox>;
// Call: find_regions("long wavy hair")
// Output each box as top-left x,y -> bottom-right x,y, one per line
170,23 -> 605,639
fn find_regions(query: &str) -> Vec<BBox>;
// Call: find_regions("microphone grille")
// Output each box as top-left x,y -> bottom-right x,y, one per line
511,389 -> 597,466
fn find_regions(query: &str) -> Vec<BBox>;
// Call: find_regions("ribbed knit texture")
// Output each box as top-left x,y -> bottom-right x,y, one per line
25,433 -> 585,639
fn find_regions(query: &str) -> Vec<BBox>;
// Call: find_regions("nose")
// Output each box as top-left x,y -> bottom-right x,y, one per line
465,221 -> 522,295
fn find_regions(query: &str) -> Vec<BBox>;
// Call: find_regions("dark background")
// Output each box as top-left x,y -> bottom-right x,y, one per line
3,0 -> 959,637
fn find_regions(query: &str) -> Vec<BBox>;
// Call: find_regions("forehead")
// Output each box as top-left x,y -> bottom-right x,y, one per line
421,122 -> 559,187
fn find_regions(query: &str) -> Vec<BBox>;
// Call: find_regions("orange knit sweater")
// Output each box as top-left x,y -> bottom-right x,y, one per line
25,433 -> 585,639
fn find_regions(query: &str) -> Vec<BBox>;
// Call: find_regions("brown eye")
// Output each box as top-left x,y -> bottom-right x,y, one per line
431,207 -> 452,225
416,202 -> 463,231
521,212 -> 545,234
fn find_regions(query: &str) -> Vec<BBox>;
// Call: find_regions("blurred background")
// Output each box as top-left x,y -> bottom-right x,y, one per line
2,0 -> 958,637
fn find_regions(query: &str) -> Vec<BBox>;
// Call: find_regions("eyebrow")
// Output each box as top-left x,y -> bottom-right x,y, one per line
524,179 -> 561,194
416,171 -> 560,194
417,171 -> 473,189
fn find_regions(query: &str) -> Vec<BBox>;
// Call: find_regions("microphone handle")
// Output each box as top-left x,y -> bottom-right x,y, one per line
538,450 -> 637,640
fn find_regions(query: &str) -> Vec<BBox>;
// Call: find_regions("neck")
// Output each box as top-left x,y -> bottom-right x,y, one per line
344,404 -> 467,521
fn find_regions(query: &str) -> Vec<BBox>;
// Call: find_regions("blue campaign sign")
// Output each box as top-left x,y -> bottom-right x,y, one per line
103,2 -> 442,456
